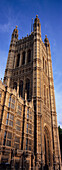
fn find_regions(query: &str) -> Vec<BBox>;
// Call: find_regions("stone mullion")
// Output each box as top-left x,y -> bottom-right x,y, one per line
19,52 -> 22,67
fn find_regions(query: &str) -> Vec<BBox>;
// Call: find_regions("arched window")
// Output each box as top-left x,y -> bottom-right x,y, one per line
26,79 -> 30,100
22,51 -> 25,65
13,82 -> 17,91
19,81 -> 23,97
16,54 -> 20,67
27,49 -> 31,63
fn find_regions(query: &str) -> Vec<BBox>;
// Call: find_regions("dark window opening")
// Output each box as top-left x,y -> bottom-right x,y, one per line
3,131 -> 7,146
43,57 -> 44,69
16,54 -> 20,67
26,79 -> 30,100
22,51 -> 25,65
13,82 -> 17,91
27,49 -> 31,63
19,81 -> 23,97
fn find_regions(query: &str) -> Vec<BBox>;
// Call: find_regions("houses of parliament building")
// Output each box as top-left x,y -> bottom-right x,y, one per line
0,15 -> 61,169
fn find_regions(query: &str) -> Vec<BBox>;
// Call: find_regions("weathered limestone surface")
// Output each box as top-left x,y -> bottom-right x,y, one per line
0,15 -> 61,169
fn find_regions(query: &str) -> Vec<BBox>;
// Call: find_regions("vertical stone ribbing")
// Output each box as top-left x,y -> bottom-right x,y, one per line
45,38 -> 61,169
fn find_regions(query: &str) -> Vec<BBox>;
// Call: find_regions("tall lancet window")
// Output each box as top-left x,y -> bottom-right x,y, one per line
26,79 -> 30,100
27,49 -> 31,63
22,51 -> 25,65
16,54 -> 20,67
19,81 -> 23,98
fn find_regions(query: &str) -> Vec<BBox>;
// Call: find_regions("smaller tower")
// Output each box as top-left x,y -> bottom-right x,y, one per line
44,35 -> 61,169
4,26 -> 18,85
33,15 -> 41,36
11,26 -> 18,42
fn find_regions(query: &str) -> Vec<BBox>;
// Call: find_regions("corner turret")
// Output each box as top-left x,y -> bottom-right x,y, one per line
11,26 -> 18,42
44,35 -> 50,47
33,15 -> 41,36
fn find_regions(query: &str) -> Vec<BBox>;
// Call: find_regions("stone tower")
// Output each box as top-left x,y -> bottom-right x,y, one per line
2,15 -> 61,169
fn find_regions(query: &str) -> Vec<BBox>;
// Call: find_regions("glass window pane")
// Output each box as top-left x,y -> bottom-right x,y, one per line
6,119 -> 8,125
7,132 -> 12,139
6,140 -> 11,146
16,126 -> 20,131
9,120 -> 13,127
16,119 -> 20,126
7,112 -> 9,119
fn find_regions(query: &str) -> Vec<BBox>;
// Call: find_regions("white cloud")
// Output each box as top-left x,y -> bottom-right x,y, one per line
0,22 -> 13,33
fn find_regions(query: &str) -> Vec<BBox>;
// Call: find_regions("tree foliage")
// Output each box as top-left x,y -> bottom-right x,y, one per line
58,126 -> 62,160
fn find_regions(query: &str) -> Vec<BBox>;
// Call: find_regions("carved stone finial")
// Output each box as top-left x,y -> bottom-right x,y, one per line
45,35 -> 47,38
36,15 -> 38,18
16,26 -> 18,29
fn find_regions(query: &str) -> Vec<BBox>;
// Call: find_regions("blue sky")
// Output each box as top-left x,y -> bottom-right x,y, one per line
0,0 -> 62,127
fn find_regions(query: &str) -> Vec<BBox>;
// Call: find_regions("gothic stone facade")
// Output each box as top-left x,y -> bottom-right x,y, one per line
0,15 -> 61,169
